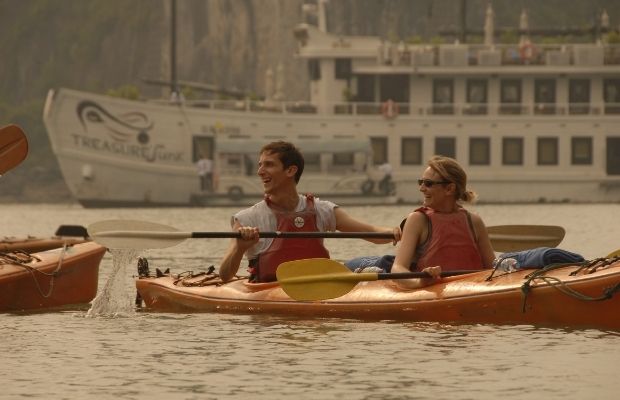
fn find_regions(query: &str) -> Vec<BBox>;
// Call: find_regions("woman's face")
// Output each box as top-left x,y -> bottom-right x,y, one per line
419,166 -> 455,209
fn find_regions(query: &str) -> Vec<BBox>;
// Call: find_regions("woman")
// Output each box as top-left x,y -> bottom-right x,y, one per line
391,155 -> 495,288
345,155 -> 495,288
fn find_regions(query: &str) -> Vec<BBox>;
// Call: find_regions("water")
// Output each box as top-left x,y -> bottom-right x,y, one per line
1,203 -> 619,399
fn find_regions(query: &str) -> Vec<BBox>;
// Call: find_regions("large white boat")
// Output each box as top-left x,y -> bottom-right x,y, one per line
43,2 -> 620,206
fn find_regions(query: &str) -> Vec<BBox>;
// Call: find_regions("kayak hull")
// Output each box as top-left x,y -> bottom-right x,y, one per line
1,236 -> 88,253
0,242 -> 106,312
136,259 -> 620,330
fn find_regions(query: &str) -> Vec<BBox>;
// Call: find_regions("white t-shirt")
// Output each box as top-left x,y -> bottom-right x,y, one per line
196,158 -> 213,176
233,195 -> 338,260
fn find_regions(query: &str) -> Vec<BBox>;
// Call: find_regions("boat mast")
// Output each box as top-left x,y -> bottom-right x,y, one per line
459,0 -> 467,43
170,0 -> 179,97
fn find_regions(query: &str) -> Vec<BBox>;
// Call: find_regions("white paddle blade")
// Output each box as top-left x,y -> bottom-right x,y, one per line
87,219 -> 188,249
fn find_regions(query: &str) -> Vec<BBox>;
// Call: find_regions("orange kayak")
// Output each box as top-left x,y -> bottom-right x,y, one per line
136,257 -> 620,330
0,236 -> 88,253
0,242 -> 106,312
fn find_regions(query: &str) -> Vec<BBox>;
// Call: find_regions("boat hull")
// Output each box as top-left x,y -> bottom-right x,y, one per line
136,259 -> 620,330
0,242 -> 107,312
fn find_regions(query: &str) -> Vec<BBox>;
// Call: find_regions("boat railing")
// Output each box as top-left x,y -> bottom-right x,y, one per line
179,99 -> 619,117
375,43 -> 620,67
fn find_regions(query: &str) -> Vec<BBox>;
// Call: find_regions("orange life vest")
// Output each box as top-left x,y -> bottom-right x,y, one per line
415,206 -> 483,271
249,195 -> 330,282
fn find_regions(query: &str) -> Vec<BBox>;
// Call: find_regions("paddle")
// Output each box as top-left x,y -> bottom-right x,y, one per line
607,249 -> 620,258
276,258 -> 482,301
487,225 -> 565,252
88,219 -> 565,251
0,124 -> 28,175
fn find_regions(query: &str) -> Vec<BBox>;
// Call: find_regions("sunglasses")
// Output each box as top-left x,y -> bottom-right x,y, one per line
417,178 -> 451,187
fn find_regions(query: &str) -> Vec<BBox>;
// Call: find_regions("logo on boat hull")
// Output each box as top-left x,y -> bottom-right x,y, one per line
77,100 -> 153,143
73,100 -> 184,163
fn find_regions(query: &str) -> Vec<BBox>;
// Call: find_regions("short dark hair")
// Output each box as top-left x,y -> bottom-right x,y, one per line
260,141 -> 304,183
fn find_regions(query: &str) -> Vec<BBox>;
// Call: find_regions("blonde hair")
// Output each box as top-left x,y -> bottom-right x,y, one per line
427,155 -> 477,203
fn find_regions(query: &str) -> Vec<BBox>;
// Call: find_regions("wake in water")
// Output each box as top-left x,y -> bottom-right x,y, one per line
86,249 -> 139,317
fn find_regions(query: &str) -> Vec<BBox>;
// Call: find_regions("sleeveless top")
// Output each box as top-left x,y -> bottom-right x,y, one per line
248,195 -> 330,282
413,206 -> 483,271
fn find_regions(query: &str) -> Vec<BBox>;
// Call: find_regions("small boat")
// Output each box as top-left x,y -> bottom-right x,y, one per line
135,256 -> 620,330
0,225 -> 89,253
0,242 -> 107,312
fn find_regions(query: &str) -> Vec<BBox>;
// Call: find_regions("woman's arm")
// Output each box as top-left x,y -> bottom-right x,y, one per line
470,213 -> 496,268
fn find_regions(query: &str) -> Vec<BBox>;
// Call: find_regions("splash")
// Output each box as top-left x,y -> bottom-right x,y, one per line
86,248 -> 139,317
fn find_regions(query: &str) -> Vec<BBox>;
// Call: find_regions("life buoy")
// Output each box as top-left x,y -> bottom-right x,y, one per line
381,100 -> 398,119
519,42 -> 535,62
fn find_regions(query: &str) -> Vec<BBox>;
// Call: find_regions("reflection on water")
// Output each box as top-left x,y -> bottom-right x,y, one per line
1,203 -> 619,399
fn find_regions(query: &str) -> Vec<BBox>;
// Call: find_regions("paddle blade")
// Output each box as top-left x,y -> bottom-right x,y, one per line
88,219 -> 187,249
277,258 -> 376,301
488,225 -> 565,252
0,124 -> 28,175
607,249 -> 620,258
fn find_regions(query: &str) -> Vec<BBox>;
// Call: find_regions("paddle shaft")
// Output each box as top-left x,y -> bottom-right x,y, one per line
279,269 -> 483,285
378,270 -> 482,280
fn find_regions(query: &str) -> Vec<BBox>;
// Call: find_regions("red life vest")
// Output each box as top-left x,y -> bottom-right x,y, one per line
415,206 -> 483,271
249,195 -> 330,282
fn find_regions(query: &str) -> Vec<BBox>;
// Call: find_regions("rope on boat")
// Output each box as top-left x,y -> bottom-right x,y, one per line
0,244 -> 68,298
520,256 -> 620,312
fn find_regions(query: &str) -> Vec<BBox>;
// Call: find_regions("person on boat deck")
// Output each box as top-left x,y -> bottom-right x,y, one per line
218,141 -> 402,283
345,155 -> 495,289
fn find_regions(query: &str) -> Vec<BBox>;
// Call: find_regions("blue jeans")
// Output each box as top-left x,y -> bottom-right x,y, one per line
344,255 -> 395,272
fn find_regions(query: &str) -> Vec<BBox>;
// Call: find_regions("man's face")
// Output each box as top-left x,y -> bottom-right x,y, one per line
257,151 -> 297,194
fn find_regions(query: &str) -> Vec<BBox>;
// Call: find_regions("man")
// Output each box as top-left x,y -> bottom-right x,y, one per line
219,141 -> 401,283
196,154 -> 213,192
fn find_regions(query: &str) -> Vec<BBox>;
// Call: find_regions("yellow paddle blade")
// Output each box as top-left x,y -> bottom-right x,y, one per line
488,225 -> 565,252
277,258 -> 378,301
607,249 -> 620,258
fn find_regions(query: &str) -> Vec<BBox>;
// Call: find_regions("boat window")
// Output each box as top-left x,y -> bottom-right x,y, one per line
333,152 -> 354,166
380,75 -> 410,104
571,137 -> 592,165
435,137 -> 456,159
465,79 -> 488,115
304,153 -> 321,172
308,60 -> 321,81
603,79 -> 620,114
401,137 -> 423,165
502,138 -> 523,165
537,137 -> 558,165
469,137 -> 490,165
569,79 -> 590,115
356,75 -> 375,103
534,79 -> 556,115
432,79 -> 454,115
607,137 -> 620,175
335,59 -> 352,80
500,79 -> 522,115
370,137 -> 388,164
192,136 -> 214,162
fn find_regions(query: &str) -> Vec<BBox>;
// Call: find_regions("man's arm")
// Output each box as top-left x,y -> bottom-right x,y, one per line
218,221 -> 259,282
333,207 -> 401,244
